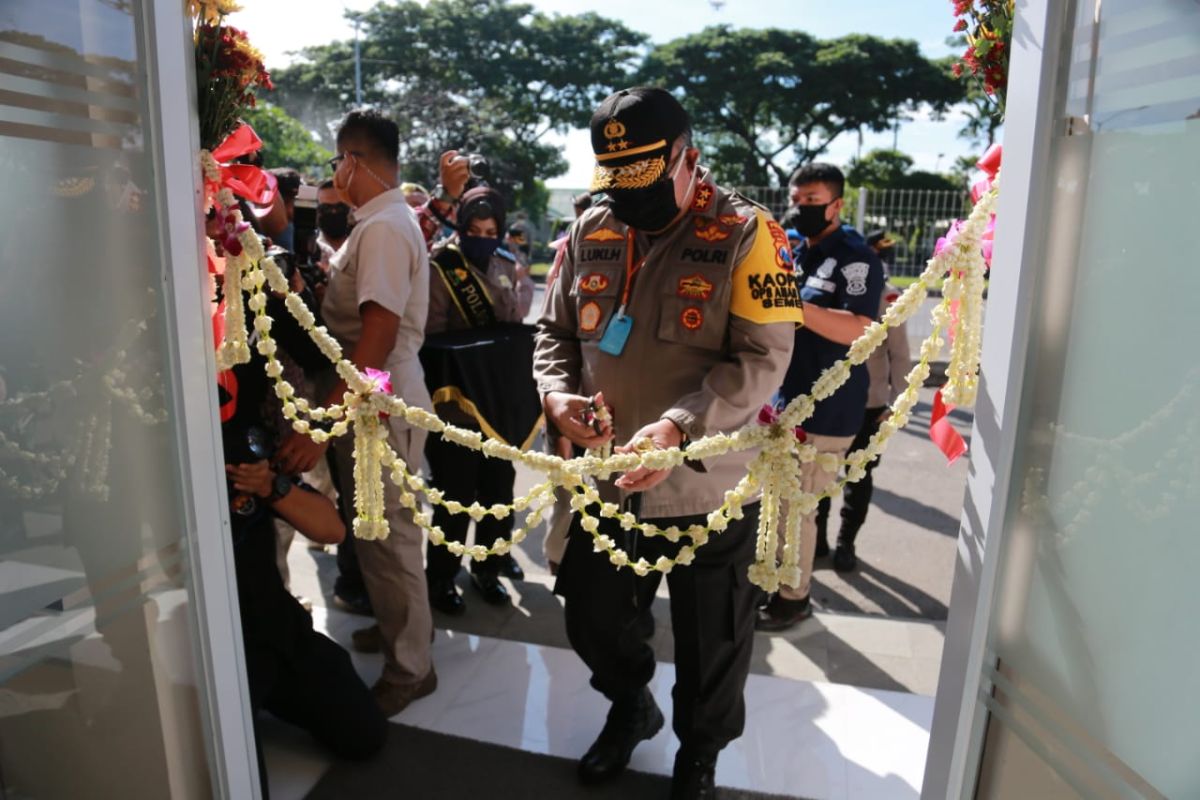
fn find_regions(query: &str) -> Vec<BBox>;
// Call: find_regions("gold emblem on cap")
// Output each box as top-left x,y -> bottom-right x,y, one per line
603,119 -> 630,153
604,118 -> 626,140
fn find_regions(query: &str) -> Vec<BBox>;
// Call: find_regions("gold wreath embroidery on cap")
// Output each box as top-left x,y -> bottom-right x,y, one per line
590,156 -> 667,191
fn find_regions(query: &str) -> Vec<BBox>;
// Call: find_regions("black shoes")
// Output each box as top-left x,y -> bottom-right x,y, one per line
832,542 -> 858,573
670,750 -> 717,800
578,687 -> 665,785
470,572 -> 510,605
496,552 -> 525,581
428,578 -> 466,616
755,593 -> 813,632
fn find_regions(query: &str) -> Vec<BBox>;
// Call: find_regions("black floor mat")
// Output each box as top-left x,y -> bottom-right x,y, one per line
304,722 -> 805,800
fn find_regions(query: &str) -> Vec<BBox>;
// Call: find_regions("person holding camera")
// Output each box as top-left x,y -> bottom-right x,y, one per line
422,185 -> 535,614
217,246 -> 386,791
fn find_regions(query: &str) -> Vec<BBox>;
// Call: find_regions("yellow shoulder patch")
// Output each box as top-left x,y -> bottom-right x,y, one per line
730,210 -> 804,325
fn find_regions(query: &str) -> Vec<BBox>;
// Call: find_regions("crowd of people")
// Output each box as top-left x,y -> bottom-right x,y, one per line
211,88 -> 911,799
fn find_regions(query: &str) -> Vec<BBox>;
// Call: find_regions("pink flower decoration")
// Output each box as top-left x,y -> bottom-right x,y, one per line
757,403 -> 806,442
364,368 -> 392,395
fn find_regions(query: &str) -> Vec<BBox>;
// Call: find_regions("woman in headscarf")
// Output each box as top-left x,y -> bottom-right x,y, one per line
423,186 -> 534,614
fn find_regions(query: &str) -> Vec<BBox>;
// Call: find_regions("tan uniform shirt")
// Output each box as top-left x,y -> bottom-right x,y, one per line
322,188 -> 432,414
534,171 -> 802,517
866,282 -> 911,409
426,241 -> 533,334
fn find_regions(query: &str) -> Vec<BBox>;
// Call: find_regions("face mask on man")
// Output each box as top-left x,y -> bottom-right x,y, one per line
608,151 -> 696,233
459,235 -> 501,267
792,202 -> 835,238
317,203 -> 352,241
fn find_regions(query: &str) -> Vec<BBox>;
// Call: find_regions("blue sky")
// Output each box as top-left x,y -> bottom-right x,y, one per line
229,0 -> 980,188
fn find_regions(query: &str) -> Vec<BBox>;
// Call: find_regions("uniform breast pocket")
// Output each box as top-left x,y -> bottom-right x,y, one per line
657,267 -> 730,351
570,265 -> 622,339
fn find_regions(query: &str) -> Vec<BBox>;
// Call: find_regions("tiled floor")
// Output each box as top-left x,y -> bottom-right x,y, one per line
264,604 -> 936,800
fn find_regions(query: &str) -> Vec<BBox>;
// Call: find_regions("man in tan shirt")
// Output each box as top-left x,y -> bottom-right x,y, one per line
534,87 -> 801,798
275,109 -> 435,717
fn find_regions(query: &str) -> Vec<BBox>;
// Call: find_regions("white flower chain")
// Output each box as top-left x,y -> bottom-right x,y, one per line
212,170 -> 996,587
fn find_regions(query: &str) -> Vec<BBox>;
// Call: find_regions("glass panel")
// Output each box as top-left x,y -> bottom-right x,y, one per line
980,0 -> 1200,797
0,1 -> 216,796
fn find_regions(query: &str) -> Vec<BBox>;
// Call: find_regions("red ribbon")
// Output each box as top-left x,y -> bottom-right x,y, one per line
929,389 -> 967,465
206,123 -> 278,207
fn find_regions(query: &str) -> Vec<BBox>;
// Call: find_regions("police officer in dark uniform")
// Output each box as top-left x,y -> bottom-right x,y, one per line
757,163 -> 884,631
535,88 -> 800,799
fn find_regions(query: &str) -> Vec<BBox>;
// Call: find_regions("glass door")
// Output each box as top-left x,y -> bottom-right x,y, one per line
930,0 -> 1200,796
0,1 -> 256,796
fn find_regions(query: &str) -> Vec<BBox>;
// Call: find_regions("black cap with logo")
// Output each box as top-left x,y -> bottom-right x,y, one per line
589,87 -> 690,193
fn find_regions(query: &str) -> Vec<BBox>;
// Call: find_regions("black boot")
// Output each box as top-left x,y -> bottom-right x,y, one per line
670,750 -> 717,800
577,687 -> 664,784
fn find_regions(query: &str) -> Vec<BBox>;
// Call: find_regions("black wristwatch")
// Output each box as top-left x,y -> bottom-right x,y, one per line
269,473 -> 294,503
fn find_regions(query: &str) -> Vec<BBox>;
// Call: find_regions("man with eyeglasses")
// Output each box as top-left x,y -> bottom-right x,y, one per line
275,108 -> 437,718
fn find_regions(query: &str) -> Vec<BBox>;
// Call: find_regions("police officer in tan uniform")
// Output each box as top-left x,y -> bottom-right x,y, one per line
534,87 -> 802,799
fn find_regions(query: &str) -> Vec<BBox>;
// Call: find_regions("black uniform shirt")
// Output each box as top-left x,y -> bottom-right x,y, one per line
779,226 -> 884,437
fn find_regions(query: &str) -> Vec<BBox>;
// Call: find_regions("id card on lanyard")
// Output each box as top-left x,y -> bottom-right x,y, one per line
599,230 -> 645,357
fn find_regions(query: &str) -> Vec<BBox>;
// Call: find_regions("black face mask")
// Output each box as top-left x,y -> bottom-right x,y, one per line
317,203 -> 352,241
459,235 -> 501,267
792,202 -> 834,238
607,180 -> 680,233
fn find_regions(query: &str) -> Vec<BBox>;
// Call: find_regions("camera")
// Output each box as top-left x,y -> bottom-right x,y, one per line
462,153 -> 492,190
224,424 -> 273,516
269,244 -> 327,290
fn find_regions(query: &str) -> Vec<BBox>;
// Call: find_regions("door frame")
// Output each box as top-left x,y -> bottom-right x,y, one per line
920,0 -> 1078,796
143,1 -> 261,796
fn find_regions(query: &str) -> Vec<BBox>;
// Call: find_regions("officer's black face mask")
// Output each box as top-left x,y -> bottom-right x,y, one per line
792,202 -> 834,238
608,182 -> 679,233
606,151 -> 694,233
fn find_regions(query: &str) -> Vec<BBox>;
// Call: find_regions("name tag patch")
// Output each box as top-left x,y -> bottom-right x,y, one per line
580,247 -> 622,263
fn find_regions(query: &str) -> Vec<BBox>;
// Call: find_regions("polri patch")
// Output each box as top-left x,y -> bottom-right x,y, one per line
677,273 -> 715,301
680,306 -> 704,330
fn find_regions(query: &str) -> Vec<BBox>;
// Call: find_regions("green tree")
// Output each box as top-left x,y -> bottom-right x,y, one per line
271,0 -> 645,217
241,103 -> 332,175
639,27 -> 965,185
847,148 -> 962,192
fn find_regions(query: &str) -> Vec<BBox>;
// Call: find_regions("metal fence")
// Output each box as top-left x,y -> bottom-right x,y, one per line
734,186 -> 970,277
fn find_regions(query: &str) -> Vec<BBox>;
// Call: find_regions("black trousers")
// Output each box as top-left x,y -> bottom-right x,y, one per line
326,447 -> 367,597
555,502 -> 761,759
816,406 -> 886,544
245,615 -> 388,797
424,430 -> 517,582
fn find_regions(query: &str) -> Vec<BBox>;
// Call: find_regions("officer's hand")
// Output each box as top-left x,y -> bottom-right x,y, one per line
226,459 -> 274,499
439,150 -> 470,201
274,431 -> 329,475
614,418 -> 683,492
544,391 -> 613,450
